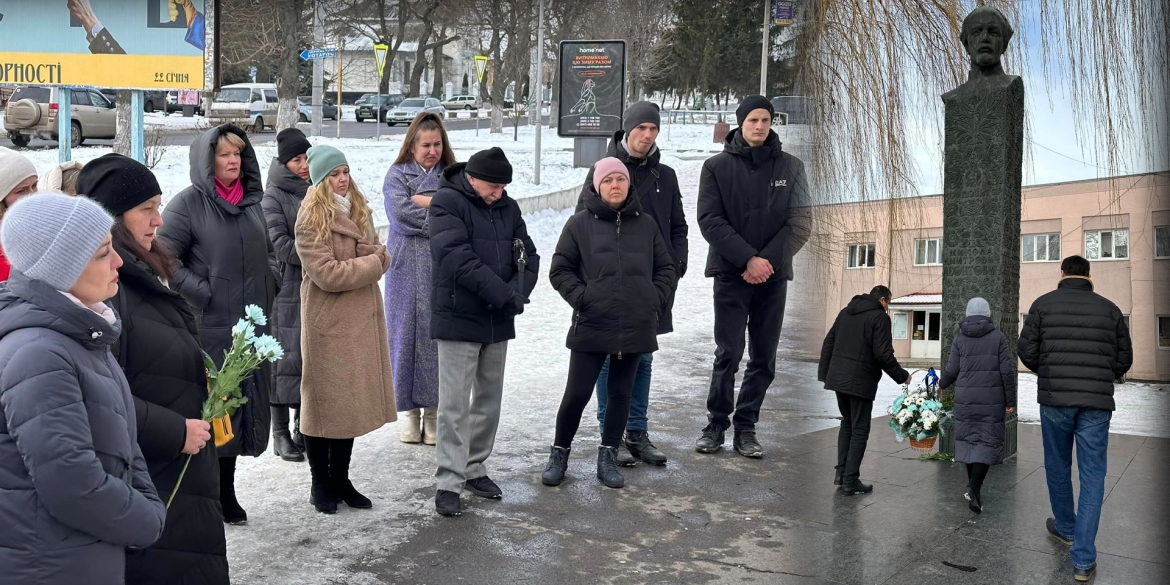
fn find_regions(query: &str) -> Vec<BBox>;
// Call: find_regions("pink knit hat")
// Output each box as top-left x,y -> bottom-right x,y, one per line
592,157 -> 630,192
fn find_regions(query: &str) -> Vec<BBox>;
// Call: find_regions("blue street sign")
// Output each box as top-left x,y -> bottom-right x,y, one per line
300,48 -> 337,60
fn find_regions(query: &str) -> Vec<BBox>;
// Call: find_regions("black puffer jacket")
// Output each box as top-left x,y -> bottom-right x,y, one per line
697,128 -> 811,281
818,294 -> 910,401
939,315 -> 1017,466
111,246 -> 229,585
261,158 -> 308,406
575,131 -> 688,334
1018,277 -> 1133,411
428,163 -> 540,345
551,185 -> 678,355
157,124 -> 277,457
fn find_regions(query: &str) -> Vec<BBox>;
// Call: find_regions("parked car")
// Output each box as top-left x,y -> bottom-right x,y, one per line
386,97 -> 446,126
297,96 -> 338,122
164,91 -> 205,115
208,82 -> 278,132
441,95 -> 480,110
355,93 -> 404,123
3,86 -> 116,148
97,89 -> 169,113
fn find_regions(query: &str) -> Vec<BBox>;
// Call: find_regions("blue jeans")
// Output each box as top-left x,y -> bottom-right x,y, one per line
596,353 -> 653,433
1040,405 -> 1112,570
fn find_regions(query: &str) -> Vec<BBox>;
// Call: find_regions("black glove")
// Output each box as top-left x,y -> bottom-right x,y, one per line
502,292 -> 528,316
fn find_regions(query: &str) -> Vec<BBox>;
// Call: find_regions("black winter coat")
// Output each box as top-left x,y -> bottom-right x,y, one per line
939,315 -> 1017,466
428,163 -> 540,345
1018,277 -> 1133,411
157,124 -> 277,457
697,128 -> 811,281
261,158 -> 308,406
818,294 -> 910,401
111,247 -> 229,585
551,185 -> 678,355
575,132 -> 687,334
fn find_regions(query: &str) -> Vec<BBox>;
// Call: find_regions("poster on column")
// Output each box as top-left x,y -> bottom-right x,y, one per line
0,0 -> 217,90
557,40 -> 626,138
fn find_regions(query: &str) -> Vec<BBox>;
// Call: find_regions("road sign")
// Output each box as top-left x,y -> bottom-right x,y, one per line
300,48 -> 337,60
774,0 -> 794,26
374,43 -> 389,78
249,66 -> 257,82
474,55 -> 488,83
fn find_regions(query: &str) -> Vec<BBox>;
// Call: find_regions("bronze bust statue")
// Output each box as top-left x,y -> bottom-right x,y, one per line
960,6 -> 1014,79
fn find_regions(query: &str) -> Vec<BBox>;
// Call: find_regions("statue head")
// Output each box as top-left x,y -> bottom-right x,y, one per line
960,6 -> 1013,71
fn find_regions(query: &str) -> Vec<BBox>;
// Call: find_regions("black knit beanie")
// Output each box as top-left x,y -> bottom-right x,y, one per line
623,101 -> 661,134
465,147 -> 513,184
77,153 -> 162,217
735,95 -> 775,126
277,128 -> 312,165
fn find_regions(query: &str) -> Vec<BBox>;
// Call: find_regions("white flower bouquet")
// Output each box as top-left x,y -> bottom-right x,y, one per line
887,370 -> 952,451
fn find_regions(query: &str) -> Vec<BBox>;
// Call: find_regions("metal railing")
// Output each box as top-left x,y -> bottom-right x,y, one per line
662,109 -> 790,126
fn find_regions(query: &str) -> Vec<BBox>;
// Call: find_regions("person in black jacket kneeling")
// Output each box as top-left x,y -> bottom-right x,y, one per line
544,157 -> 678,489
818,285 -> 909,496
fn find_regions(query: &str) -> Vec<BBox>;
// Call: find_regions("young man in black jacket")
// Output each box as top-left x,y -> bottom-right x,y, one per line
818,286 -> 910,495
1018,255 -> 1132,582
695,95 -> 811,458
574,101 -> 688,467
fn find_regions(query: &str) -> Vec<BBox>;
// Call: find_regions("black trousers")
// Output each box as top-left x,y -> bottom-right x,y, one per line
555,351 -> 643,448
835,393 -> 873,487
706,276 -> 787,431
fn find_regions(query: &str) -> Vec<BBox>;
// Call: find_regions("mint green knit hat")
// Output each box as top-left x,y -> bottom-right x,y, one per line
307,145 -> 348,186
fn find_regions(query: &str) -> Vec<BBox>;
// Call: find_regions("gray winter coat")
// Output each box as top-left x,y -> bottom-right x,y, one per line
0,271 -> 167,585
939,315 -> 1017,465
262,158 -> 308,406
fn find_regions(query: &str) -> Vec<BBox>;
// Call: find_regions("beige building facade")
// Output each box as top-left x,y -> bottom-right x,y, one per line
797,172 -> 1170,381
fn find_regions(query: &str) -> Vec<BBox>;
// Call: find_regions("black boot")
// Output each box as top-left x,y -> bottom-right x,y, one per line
303,435 -> 337,514
625,430 -> 667,466
291,405 -> 304,449
330,439 -> 372,509
542,446 -> 570,486
596,446 -> 626,488
218,456 -> 248,524
271,406 -> 304,462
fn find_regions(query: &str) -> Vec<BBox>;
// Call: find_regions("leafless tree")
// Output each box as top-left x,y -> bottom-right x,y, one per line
333,0 -> 413,94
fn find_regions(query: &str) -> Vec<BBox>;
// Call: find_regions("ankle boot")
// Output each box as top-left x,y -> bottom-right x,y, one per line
399,409 -> 422,444
330,439 -> 372,509
422,407 -> 438,446
596,446 -> 626,488
291,405 -> 304,449
541,446 -> 570,486
303,435 -> 336,514
218,456 -> 248,524
271,406 -> 304,462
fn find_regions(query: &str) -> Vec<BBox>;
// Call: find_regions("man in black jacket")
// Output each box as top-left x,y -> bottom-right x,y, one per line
574,101 -> 688,467
818,286 -> 910,495
695,95 -> 811,458
1018,256 -> 1132,582
429,147 -> 539,517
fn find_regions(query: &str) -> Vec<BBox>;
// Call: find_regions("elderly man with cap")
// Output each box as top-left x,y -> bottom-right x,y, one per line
573,101 -> 688,468
428,146 -> 539,517
694,95 -> 812,458
0,147 -> 40,281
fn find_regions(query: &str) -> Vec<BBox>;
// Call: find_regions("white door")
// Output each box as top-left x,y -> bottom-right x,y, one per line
926,311 -> 942,360
911,311 -> 928,359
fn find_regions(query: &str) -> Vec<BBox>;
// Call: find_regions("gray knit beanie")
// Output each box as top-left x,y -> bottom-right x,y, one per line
0,147 -> 38,202
623,101 -> 661,134
966,297 -> 992,318
0,192 -> 115,291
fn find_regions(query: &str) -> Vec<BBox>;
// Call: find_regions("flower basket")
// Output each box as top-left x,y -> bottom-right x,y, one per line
909,435 -> 937,452
887,368 -> 952,449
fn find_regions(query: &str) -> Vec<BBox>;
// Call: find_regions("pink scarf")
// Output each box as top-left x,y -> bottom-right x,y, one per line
215,177 -> 244,206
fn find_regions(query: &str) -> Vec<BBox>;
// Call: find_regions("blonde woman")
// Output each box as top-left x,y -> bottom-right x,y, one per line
295,145 -> 395,514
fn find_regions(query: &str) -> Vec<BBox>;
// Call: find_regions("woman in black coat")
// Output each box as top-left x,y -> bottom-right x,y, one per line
939,297 -> 1017,514
80,154 -> 229,584
544,157 -> 677,490
157,124 -> 279,525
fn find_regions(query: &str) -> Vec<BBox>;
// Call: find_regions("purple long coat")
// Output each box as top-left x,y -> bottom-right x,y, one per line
384,160 -> 443,411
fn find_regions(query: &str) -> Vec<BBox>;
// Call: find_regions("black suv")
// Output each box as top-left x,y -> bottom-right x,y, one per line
355,93 -> 404,123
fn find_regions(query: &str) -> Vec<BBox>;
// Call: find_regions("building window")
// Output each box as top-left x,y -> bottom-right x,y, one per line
1085,229 -> 1129,260
1159,316 -> 1170,349
848,243 -> 876,269
1156,226 -> 1170,259
914,238 -> 943,266
1022,233 -> 1061,263
892,312 -> 908,339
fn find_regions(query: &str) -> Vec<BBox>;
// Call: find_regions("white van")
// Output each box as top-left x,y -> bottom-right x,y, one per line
209,83 -> 278,132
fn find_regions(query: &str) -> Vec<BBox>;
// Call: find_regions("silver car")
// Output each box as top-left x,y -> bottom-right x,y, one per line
3,86 -> 116,148
386,97 -> 446,126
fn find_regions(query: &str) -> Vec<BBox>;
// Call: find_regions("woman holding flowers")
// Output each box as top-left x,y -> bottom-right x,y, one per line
939,297 -> 1016,514
296,145 -> 396,514
79,154 -> 229,584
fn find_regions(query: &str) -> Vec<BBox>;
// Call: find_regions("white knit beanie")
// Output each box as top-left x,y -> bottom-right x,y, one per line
0,193 -> 114,291
966,297 -> 992,318
0,147 -> 38,202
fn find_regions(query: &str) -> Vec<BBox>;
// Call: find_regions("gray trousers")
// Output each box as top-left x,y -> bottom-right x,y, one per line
435,339 -> 508,493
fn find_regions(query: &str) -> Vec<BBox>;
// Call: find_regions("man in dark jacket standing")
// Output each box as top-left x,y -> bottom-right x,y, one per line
695,95 -> 811,458
818,286 -> 910,495
575,101 -> 688,467
429,147 -> 539,517
1018,256 -> 1132,583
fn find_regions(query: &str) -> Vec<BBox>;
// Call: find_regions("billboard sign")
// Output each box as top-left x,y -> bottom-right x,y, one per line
557,40 -> 626,138
774,0 -> 794,26
0,0 -> 213,90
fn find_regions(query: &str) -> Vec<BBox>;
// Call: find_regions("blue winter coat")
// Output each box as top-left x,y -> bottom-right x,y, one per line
0,271 -> 167,585
940,315 -> 1018,465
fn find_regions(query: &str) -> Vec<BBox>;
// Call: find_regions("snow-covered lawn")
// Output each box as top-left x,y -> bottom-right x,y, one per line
143,112 -> 210,130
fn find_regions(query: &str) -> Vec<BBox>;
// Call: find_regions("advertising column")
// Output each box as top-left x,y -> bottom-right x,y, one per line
557,40 -> 626,167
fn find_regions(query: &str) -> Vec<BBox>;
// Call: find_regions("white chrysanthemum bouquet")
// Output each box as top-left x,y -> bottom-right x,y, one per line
887,370 -> 951,451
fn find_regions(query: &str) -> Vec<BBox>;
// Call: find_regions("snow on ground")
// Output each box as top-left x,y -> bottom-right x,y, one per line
143,112 -> 210,129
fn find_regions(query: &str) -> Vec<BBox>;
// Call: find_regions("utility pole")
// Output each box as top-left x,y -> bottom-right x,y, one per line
312,0 -> 325,137
533,0 -> 545,185
759,0 -> 770,96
